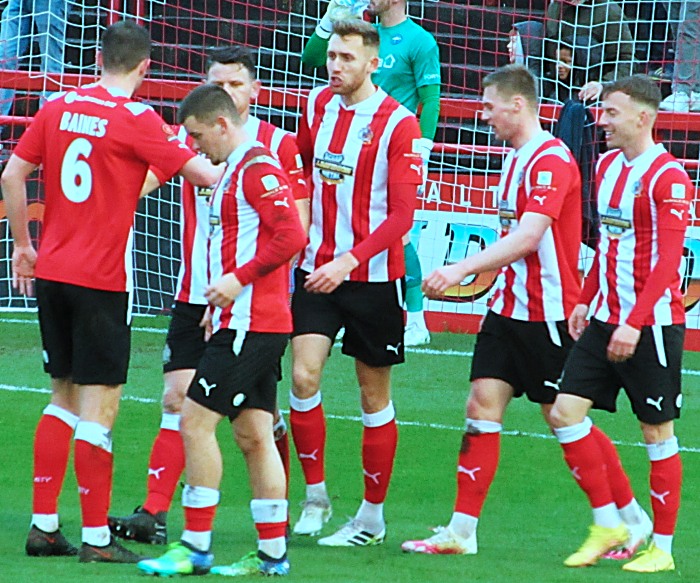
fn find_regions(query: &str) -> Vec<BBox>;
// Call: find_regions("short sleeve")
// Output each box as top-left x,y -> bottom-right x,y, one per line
524,153 -> 578,220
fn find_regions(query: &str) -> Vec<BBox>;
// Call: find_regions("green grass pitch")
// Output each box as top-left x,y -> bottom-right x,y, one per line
0,314 -> 698,581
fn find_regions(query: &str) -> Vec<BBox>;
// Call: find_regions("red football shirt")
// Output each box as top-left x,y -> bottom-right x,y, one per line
14,83 -> 196,292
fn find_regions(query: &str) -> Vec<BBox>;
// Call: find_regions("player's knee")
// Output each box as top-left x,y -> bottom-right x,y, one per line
235,426 -> 267,456
291,365 -> 322,398
162,386 -> 187,413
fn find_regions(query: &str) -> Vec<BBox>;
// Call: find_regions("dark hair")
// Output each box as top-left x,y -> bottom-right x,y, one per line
101,20 -> 151,74
601,75 -> 662,110
177,83 -> 241,125
483,64 -> 538,107
206,45 -> 257,78
332,19 -> 380,50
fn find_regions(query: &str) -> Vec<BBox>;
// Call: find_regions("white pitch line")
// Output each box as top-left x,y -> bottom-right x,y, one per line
4,316 -> 700,376
1,383 -> 698,454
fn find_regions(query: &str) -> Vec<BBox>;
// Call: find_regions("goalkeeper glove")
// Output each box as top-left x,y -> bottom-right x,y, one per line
316,0 -> 370,39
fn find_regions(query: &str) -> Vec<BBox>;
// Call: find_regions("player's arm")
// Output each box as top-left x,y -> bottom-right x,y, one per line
301,0 -> 367,68
206,163 -> 307,308
568,252 -> 600,340
278,132 -> 311,234
607,170 -> 692,362
177,156 -> 223,188
1,154 -> 40,295
140,169 -> 164,198
424,153 -> 575,296
423,212 -> 552,298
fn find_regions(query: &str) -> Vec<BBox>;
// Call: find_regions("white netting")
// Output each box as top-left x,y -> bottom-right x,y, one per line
1,0 -> 699,328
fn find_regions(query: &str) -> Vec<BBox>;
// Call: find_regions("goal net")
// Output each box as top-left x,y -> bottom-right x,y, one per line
1,0 -> 699,335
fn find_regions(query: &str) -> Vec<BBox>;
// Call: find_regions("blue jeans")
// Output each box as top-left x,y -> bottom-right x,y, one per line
674,1 -> 700,93
0,0 -> 67,118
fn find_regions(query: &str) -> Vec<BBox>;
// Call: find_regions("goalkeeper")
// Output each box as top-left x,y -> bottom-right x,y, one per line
302,0 -> 440,347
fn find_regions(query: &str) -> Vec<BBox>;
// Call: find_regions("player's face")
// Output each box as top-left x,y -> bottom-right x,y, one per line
481,85 -> 517,143
206,62 -> 261,117
599,91 -> 645,151
183,116 -> 228,165
327,34 -> 377,97
367,0 -> 392,17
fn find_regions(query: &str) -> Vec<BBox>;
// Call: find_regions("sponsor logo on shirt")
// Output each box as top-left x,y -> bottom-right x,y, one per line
499,199 -> 516,231
601,206 -> 631,237
391,34 -> 403,45
315,152 -> 354,184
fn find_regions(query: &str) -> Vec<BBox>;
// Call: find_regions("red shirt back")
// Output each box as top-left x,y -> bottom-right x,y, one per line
14,84 -> 196,292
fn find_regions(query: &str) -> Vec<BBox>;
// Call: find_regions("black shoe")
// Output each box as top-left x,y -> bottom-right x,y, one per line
78,536 -> 145,563
26,525 -> 78,557
108,506 -> 167,545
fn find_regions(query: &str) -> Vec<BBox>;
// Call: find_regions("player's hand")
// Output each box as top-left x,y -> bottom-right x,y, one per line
567,303 -> 589,341
607,324 -> 641,362
326,0 -> 369,22
422,263 -> 467,298
12,244 -> 37,296
205,273 -> 243,308
304,253 -> 359,293
199,306 -> 213,342
579,81 -> 603,102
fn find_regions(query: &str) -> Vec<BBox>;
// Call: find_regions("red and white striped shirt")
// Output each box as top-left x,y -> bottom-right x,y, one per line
174,116 -> 307,304
297,86 -> 422,282
208,141 -> 306,334
490,131 -> 582,322
583,144 -> 691,327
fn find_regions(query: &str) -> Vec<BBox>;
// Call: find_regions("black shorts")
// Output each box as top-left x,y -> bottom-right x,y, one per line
559,319 -> 684,424
291,268 -> 405,367
163,302 -> 208,373
36,278 -> 131,386
187,329 -> 288,420
470,311 -> 574,404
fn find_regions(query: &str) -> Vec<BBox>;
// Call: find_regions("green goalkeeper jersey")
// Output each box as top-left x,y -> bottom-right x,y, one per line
372,18 -> 440,114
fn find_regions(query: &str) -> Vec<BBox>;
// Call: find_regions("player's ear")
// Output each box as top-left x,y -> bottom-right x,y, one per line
367,54 -> 379,75
96,50 -> 103,69
251,79 -> 262,101
512,95 -> 524,113
136,57 -> 150,77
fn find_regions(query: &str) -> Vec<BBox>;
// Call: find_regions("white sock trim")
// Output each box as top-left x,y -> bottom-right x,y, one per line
182,485 -> 220,508
448,512 -> 478,539
43,403 -> 79,429
273,414 -> 287,434
646,436 -> 679,461
160,412 -> 181,431
552,417 -> 593,444
362,402 -> 395,428
465,418 -> 502,434
74,421 -> 112,453
32,514 -> 59,533
82,525 -> 110,546
289,391 -> 321,412
182,530 -> 211,552
250,499 -> 288,524
652,533 -> 673,554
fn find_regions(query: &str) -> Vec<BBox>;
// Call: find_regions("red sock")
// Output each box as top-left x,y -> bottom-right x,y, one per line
183,505 -> 217,533
650,454 -> 682,535
590,425 -> 634,508
362,419 -> 398,504
142,428 -> 185,515
255,521 -> 287,541
74,440 -> 113,527
275,430 -> 291,500
290,403 -> 325,485
560,432 -> 614,508
454,432 -> 500,517
33,413 -> 74,515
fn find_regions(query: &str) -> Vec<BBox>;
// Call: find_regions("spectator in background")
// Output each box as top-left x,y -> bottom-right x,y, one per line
548,35 -> 603,102
546,0 -> 636,83
0,0 -> 67,140
659,1 -> 700,112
